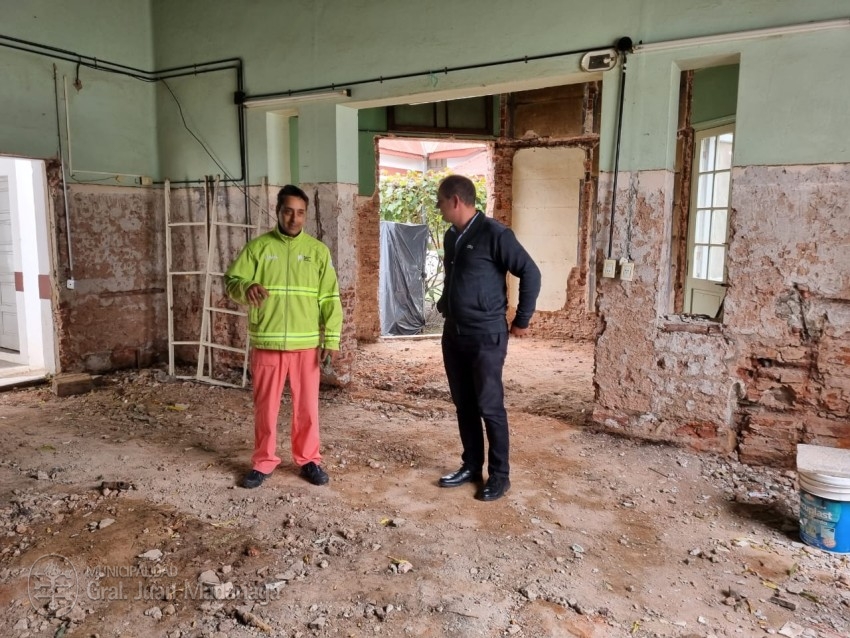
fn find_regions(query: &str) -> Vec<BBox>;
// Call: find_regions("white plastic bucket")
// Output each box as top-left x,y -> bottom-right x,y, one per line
797,445 -> 850,554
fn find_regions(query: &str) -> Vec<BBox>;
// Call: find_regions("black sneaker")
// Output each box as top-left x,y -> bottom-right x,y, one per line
241,469 -> 270,489
299,462 -> 329,486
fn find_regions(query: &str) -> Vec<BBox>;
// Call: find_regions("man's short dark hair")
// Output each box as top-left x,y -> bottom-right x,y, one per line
438,174 -> 476,207
276,184 -> 309,212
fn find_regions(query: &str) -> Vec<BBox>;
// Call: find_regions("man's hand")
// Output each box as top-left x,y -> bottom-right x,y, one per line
246,284 -> 269,307
510,324 -> 529,338
319,348 -> 339,367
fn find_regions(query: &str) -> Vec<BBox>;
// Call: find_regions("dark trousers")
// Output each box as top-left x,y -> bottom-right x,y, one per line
441,331 -> 510,478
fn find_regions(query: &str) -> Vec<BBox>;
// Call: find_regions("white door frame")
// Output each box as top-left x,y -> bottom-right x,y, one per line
0,157 -> 57,374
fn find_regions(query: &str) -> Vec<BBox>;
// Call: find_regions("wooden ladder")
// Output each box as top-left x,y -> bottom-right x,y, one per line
165,177 -> 256,388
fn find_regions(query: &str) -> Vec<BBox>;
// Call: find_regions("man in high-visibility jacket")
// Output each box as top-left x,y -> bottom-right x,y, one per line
225,184 -> 343,489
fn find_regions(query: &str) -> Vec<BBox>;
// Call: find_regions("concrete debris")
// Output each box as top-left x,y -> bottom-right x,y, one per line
519,584 -> 539,601
308,615 -> 327,630
138,549 -> 163,561
778,621 -> 806,637
198,569 -> 220,585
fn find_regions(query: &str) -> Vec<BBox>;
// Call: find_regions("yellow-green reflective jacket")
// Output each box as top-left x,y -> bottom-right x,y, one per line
225,228 -> 343,351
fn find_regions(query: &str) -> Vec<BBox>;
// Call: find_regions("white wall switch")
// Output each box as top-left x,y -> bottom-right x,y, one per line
602,259 -> 616,278
620,261 -> 635,281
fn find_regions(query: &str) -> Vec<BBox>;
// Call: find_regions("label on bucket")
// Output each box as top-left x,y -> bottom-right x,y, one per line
799,491 -> 850,553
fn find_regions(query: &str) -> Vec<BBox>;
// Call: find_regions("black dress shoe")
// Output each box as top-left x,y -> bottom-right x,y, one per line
476,476 -> 510,501
438,465 -> 483,488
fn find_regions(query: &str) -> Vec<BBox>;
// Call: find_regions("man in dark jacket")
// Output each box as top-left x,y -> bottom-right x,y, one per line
435,175 -> 541,501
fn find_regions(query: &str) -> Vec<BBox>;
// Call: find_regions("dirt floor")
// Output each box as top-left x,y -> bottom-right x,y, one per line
0,337 -> 848,638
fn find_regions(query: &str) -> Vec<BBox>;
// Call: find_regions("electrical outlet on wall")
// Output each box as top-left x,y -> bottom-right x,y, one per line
620,261 -> 635,281
602,259 -> 616,278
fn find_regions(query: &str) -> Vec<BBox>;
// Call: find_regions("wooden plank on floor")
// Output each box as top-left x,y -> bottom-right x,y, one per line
52,373 -> 93,397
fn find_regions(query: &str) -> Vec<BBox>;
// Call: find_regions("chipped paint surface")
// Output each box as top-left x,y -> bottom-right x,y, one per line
52,184 -> 165,372
729,165 -> 850,465
593,165 -> 850,464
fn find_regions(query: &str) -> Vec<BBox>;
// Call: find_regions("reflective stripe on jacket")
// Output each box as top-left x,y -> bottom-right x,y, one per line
225,227 -> 343,351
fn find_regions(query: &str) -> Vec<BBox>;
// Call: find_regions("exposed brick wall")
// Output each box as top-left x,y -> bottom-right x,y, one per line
355,194 -> 380,342
592,165 -> 850,465
492,139 -> 599,341
300,182 -> 360,386
50,181 -> 166,372
592,170 -> 740,454
48,177 -> 356,383
492,82 -> 600,342
729,165 -> 850,466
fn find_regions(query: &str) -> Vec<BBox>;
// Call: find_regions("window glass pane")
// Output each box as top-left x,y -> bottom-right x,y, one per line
699,136 -> 716,172
697,174 -> 714,208
713,171 -> 730,207
692,245 -> 708,280
694,209 -> 711,243
708,246 -> 725,281
710,209 -> 728,244
716,134 -> 734,170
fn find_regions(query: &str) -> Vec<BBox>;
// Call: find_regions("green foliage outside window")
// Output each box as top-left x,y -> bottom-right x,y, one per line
378,169 -> 486,303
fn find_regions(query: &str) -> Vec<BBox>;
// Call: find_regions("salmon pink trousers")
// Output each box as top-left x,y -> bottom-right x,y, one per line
250,348 -> 322,474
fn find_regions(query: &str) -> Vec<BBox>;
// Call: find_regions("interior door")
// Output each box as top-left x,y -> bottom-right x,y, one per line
684,125 -> 735,318
0,177 -> 19,351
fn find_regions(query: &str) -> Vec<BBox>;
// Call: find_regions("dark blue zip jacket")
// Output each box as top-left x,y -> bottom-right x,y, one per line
436,212 -> 541,335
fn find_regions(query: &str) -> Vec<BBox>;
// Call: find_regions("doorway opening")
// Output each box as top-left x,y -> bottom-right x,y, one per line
0,157 -> 56,386
376,137 -> 491,337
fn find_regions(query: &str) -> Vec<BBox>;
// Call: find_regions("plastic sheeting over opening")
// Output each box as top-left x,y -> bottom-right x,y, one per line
379,221 -> 427,336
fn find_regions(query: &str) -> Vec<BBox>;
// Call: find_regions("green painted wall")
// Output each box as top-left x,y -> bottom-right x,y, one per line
358,108 -> 387,197
0,1 -> 157,177
604,25 -> 850,171
2,1 -> 847,184
692,65 -> 739,127
148,0 -> 848,181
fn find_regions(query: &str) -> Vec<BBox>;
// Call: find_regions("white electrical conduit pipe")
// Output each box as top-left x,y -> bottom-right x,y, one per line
632,18 -> 849,54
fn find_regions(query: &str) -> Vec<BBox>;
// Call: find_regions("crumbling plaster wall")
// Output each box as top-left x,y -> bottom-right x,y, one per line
51,181 -> 166,372
592,165 -> 850,465
49,178 -> 361,384
729,165 -> 850,466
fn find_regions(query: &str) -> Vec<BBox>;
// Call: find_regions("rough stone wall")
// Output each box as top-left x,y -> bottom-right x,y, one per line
729,165 -> 850,466
592,165 -> 850,465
